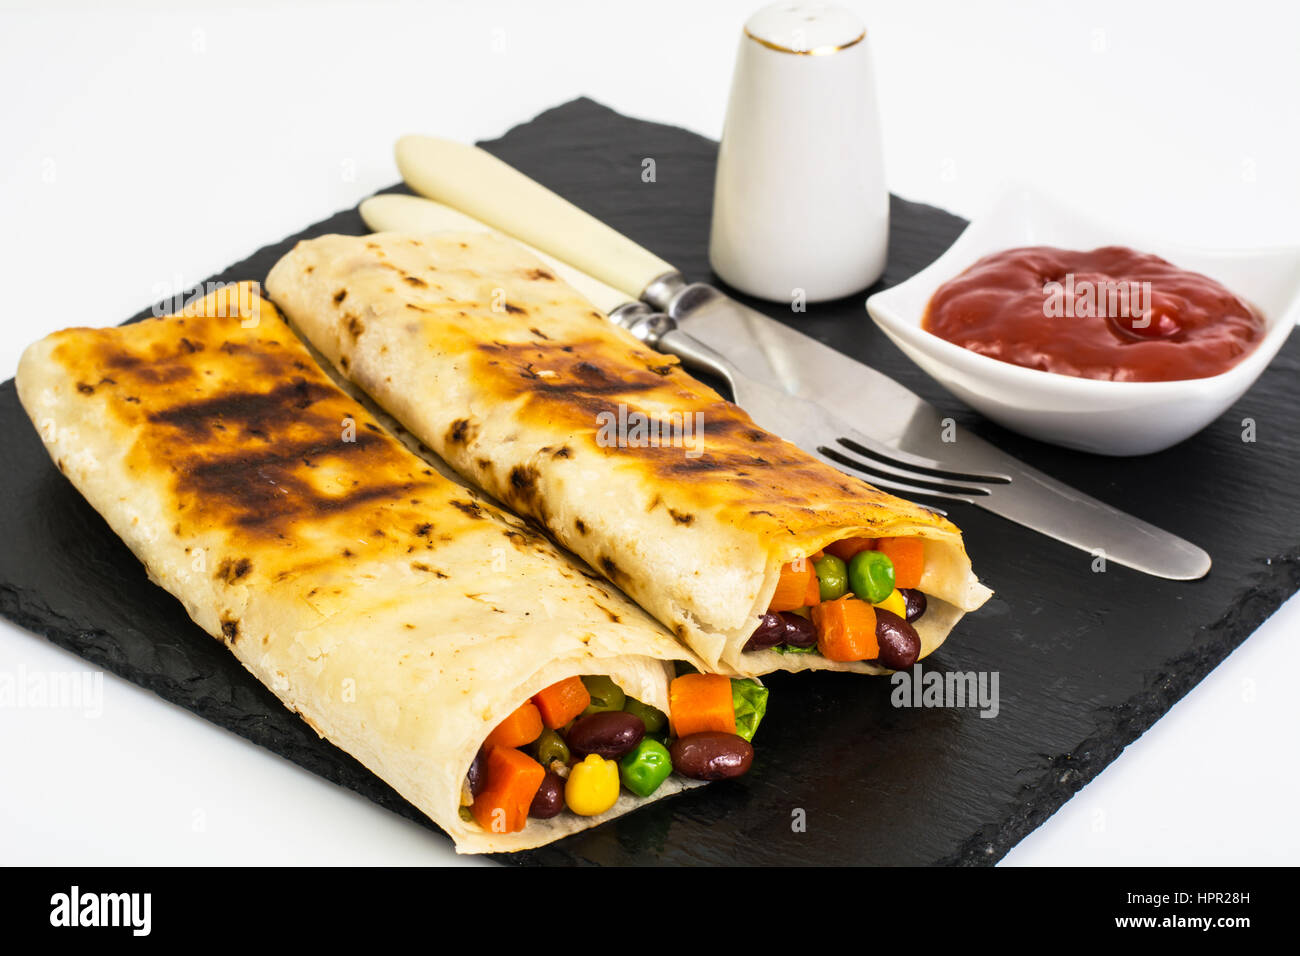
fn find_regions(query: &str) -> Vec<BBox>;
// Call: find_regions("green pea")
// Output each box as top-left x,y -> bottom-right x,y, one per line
813,554 -> 848,601
618,738 -> 674,798
534,728 -> 570,767
623,697 -> 668,736
581,674 -> 626,715
848,550 -> 895,604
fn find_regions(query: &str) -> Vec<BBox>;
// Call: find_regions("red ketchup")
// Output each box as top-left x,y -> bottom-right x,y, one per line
922,246 -> 1265,382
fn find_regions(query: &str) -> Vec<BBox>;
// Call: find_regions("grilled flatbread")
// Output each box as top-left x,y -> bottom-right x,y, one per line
266,232 -> 991,676
15,284 -> 703,853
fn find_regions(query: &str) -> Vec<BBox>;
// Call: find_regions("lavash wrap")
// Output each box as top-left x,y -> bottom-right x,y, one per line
15,285 -> 702,854
266,233 -> 992,677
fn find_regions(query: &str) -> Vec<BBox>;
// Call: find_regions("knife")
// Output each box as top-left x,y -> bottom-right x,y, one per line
386,139 -> 1212,581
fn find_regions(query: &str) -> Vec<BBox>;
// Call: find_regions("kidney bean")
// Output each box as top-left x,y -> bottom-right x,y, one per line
467,747 -> 487,797
744,612 -> 788,651
900,588 -> 927,623
875,608 -> 921,669
566,711 -> 644,759
669,732 -> 754,780
529,771 -> 565,819
781,612 -> 819,648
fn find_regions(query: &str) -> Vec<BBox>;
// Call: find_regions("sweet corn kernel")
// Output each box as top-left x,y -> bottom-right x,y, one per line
564,754 -> 620,816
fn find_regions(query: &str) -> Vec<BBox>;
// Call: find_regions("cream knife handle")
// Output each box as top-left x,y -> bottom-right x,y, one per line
395,135 -> 677,300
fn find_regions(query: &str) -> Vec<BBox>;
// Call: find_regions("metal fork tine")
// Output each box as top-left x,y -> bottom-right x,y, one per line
811,453 -> 950,515
759,385 -> 1010,487
822,441 -> 991,498
721,366 -> 1007,493
813,447 -> 974,507
835,425 -> 1013,485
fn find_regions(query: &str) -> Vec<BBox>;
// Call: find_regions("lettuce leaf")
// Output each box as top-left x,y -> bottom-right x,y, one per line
730,678 -> 769,742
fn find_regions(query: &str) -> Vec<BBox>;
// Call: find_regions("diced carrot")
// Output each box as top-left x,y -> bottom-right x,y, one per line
531,676 -> 591,729
877,537 -> 925,589
668,673 -> 737,738
482,701 -> 544,751
803,568 -> 822,607
825,537 -> 875,561
769,559 -> 815,611
470,746 -> 545,834
811,596 -> 879,662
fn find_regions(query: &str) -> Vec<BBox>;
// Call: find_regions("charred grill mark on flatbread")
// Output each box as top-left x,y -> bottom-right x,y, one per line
508,464 -> 539,506
79,325 -> 300,388
501,525 -> 548,550
215,556 -> 252,583
447,417 -> 476,445
531,367 -> 662,403
176,439 -> 418,534
96,346 -> 195,385
450,499 -> 486,520
147,378 -> 334,436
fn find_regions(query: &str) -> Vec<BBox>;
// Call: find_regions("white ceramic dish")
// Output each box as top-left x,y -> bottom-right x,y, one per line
865,186 -> 1300,455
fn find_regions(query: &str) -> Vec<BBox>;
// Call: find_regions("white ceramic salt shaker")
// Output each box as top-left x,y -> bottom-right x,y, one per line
709,2 -> 889,303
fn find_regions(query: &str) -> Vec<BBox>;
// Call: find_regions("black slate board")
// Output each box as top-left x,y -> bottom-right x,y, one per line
3,98 -> 1298,866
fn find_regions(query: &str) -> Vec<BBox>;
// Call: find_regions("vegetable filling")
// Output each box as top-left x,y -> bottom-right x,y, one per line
746,536 -> 929,665
464,671 -> 767,834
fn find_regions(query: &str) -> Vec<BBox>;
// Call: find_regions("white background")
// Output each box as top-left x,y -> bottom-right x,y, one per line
1,0 -> 1297,865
